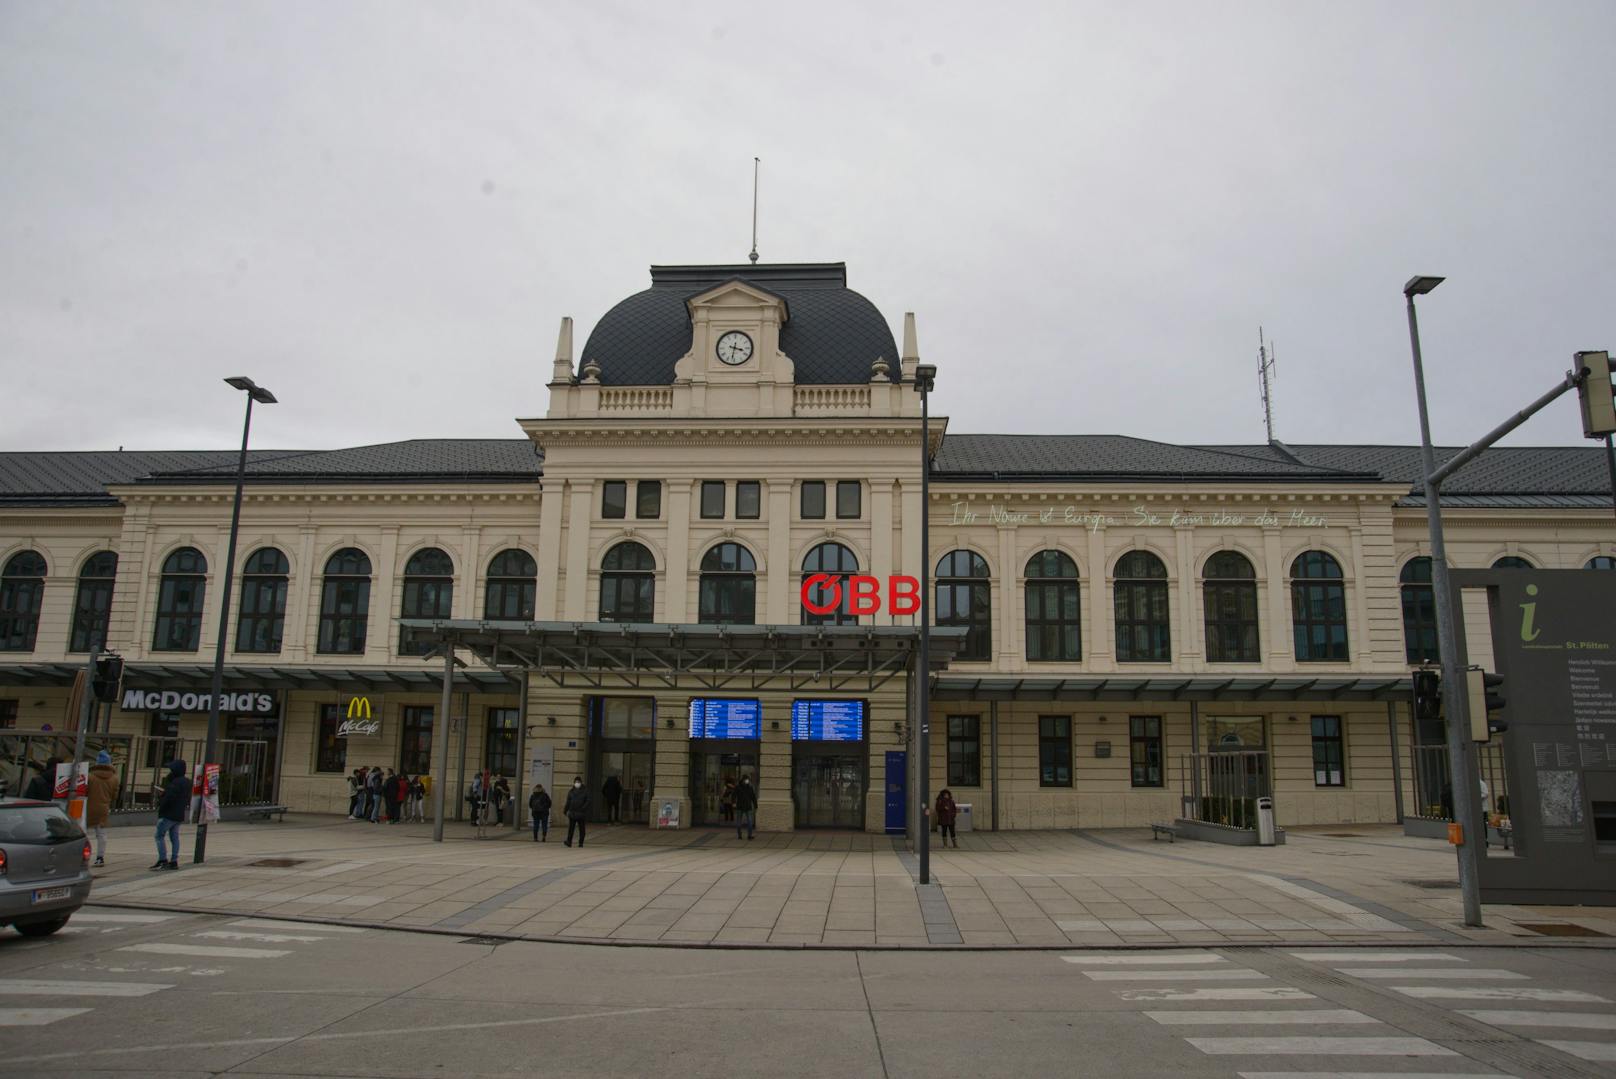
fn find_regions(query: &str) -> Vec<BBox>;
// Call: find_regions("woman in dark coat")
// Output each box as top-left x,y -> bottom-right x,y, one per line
529,784 -> 552,841
563,776 -> 590,847
935,788 -> 959,848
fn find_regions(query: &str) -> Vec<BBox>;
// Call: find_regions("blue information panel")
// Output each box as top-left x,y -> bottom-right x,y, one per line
688,698 -> 761,740
791,699 -> 866,742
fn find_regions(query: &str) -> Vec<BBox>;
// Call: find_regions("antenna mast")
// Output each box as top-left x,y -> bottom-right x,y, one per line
1257,327 -> 1278,442
748,157 -> 760,264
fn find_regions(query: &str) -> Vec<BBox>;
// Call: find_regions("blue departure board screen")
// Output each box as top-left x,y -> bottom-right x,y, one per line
688,698 -> 761,740
791,699 -> 866,742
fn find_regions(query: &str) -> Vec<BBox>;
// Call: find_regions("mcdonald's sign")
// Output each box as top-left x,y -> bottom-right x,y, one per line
346,696 -> 373,720
336,695 -> 381,738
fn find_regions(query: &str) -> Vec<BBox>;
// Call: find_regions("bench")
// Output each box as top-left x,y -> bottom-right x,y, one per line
1149,822 -> 1176,843
242,805 -> 289,823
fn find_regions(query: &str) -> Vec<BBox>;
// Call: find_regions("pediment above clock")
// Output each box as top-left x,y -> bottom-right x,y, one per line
684,278 -> 790,323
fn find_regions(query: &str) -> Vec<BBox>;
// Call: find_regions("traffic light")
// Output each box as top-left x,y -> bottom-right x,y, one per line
1466,668 -> 1507,741
1413,669 -> 1442,721
1576,350 -> 1615,438
91,655 -> 123,703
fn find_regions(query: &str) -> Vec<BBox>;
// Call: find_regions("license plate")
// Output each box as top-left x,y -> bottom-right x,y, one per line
31,886 -> 72,903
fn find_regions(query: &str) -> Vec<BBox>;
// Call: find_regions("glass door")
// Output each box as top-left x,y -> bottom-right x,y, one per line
600,750 -> 654,825
690,749 -> 756,826
793,754 -> 865,829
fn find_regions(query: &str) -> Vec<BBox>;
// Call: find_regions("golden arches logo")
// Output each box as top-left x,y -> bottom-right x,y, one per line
346,696 -> 373,720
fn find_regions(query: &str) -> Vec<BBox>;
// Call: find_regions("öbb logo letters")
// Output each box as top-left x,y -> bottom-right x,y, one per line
800,574 -> 921,617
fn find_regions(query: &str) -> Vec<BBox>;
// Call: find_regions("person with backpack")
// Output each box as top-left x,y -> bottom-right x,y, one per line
563,776 -> 589,847
528,784 -> 551,841
733,774 -> 758,840
152,759 -> 189,871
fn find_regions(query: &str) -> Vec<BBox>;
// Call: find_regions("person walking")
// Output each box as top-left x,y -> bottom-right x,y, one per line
935,788 -> 959,849
86,750 -> 120,867
733,774 -> 757,840
152,759 -> 189,871
366,766 -> 384,823
563,776 -> 589,847
347,769 -> 364,819
529,784 -> 551,842
408,775 -> 426,822
468,771 -> 485,826
602,773 -> 622,824
720,779 -> 736,822
493,776 -> 511,825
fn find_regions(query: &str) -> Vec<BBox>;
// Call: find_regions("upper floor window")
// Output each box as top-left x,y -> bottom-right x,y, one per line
1114,550 -> 1170,662
698,542 -> 756,625
948,715 -> 981,786
1492,555 -> 1534,570
736,480 -> 761,520
802,542 -> 859,626
600,541 -> 655,623
1024,550 -> 1080,661
602,481 -> 627,519
235,548 -> 288,655
0,550 -> 47,653
1589,555 -> 1616,570
1399,556 -> 1438,665
836,481 -> 862,519
937,550 -> 991,661
800,481 -> 826,520
317,548 -> 371,655
69,551 -> 118,654
700,481 -> 726,519
399,548 -> 454,655
1203,551 -> 1259,663
152,547 -> 206,652
1291,550 -> 1348,661
485,549 -> 537,621
636,481 -> 661,519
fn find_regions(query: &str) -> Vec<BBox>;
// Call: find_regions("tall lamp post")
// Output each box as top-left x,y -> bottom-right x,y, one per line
194,376 -> 277,864
913,362 -> 937,885
1403,277 -> 1484,926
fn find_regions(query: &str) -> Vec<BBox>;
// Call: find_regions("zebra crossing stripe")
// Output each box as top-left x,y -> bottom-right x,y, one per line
1118,987 -> 1314,1001
1063,953 -> 1225,965
1338,968 -> 1526,980
1394,986 -> 1610,1002
118,943 -> 290,960
1458,1011 -> 1616,1030
1188,1036 -> 1455,1056
0,981 -> 173,997
1286,951 -> 1460,963
0,1009 -> 92,1026
1536,1041 -> 1616,1062
194,930 -> 330,944
1083,969 -> 1267,982
1147,1009 -> 1376,1026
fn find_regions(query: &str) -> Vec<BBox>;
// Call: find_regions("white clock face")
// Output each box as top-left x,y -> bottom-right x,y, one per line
715,330 -> 754,366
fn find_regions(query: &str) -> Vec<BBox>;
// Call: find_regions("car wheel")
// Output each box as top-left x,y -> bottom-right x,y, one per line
15,916 -> 70,937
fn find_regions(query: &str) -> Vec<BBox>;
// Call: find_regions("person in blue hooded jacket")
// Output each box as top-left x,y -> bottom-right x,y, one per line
152,760 -> 189,871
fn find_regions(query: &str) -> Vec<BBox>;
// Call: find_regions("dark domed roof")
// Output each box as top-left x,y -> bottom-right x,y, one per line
579,263 -> 898,385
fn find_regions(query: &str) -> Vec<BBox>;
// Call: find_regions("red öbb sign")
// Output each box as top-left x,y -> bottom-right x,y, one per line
800,574 -> 921,616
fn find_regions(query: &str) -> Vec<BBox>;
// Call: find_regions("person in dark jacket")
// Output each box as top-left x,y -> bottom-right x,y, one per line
152,759 -> 189,871
528,784 -> 552,842
563,777 -> 589,847
602,773 -> 623,824
23,758 -> 59,801
733,774 -> 758,840
935,788 -> 959,848
383,769 -> 403,824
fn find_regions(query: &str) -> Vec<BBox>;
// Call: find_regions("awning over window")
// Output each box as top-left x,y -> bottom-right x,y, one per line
932,675 -> 1411,703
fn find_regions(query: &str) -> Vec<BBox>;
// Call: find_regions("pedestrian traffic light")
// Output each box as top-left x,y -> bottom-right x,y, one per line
1413,669 -> 1442,721
1466,668 -> 1507,741
1576,350 -> 1615,438
91,655 -> 123,703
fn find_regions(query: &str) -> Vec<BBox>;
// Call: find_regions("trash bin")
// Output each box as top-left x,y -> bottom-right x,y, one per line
1255,796 -> 1276,846
956,803 -> 973,833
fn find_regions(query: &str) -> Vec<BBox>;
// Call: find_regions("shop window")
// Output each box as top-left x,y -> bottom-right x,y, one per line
152,547 -> 207,652
801,542 -> 859,626
1203,551 -> 1259,663
1311,715 -> 1346,787
836,481 -> 861,519
1290,550 -> 1348,661
736,481 -> 761,520
1399,557 -> 1438,665
485,549 -> 537,620
399,548 -> 454,655
1588,556 -> 1616,570
1129,716 -> 1163,788
947,715 -> 981,787
69,550 -> 118,653
600,542 -> 655,622
700,481 -> 726,519
0,550 -> 46,653
485,707 -> 519,776
1025,550 -> 1080,661
235,548 -> 288,655
698,542 -> 755,625
315,704 -> 347,773
399,706 -> 433,775
1114,551 -> 1170,662
1039,716 -> 1072,787
317,548 -> 372,655
937,550 -> 991,661
1492,555 -> 1534,570
601,481 -> 627,520
146,713 -> 181,768
636,481 -> 661,520
800,481 -> 826,520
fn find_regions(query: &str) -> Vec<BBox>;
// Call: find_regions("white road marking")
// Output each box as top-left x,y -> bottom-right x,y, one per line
1063,953 -> 1225,965
1339,968 -> 1527,980
1537,1040 -> 1616,1062
1394,986 -> 1610,1002
1148,1009 -> 1376,1026
1459,1010 -> 1616,1030
1286,951 -> 1460,963
228,918 -> 366,934
1119,987 -> 1314,1001
71,911 -> 176,924
118,943 -> 290,960
0,980 -> 174,997
1083,969 -> 1267,981
1188,1036 -> 1455,1056
0,1008 -> 92,1026
194,930 -> 329,943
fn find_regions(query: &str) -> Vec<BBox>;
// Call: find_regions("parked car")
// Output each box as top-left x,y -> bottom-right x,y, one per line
0,798 -> 93,936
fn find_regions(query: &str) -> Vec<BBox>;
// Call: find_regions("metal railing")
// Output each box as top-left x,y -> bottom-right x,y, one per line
1178,749 -> 1271,830
0,729 -> 273,810
1408,739 -> 1510,824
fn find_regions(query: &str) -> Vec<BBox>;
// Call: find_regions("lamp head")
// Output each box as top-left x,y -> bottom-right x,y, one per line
225,376 -> 278,404
1403,276 -> 1445,298
913,363 -> 937,394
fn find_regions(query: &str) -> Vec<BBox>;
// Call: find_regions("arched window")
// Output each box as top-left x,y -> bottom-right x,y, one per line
152,547 -> 207,652
1114,551 -> 1170,662
1024,550 -> 1079,661
1399,557 -> 1438,665
69,551 -> 118,653
484,549 -> 537,620
399,548 -> 454,655
600,542 -> 656,623
698,542 -> 756,625
0,551 -> 47,653
802,542 -> 860,626
235,548 -> 289,654
317,548 -> 371,655
937,550 -> 992,661
1291,550 -> 1348,661
1588,555 -> 1616,570
1202,551 -> 1259,663
1492,555 -> 1534,570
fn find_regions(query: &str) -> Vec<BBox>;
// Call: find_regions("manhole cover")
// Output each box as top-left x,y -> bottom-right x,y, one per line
459,935 -> 509,947
247,858 -> 306,868
1321,832 -> 1366,838
1516,922 -> 1609,937
1401,879 -> 1458,889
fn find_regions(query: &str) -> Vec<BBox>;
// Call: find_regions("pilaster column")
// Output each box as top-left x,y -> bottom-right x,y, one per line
535,481 -> 565,620
651,696 -> 691,828
757,713 -> 793,831
665,481 -> 692,622
766,481 -> 791,624
871,480 -> 895,626
563,483 -> 592,619
1088,526 -> 1112,670
1263,526 -> 1290,666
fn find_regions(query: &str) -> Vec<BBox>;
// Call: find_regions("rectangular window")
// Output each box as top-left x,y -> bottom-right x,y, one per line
485,707 -> 519,776
1129,716 -> 1163,788
399,706 -> 433,775
602,481 -> 627,519
635,480 -> 661,519
835,480 -> 861,519
147,713 -> 181,769
800,480 -> 826,520
315,705 -> 347,773
700,481 -> 726,519
947,715 -> 981,787
736,480 -> 761,520
0,699 -> 16,729
1311,715 -> 1346,786
1039,716 -> 1072,787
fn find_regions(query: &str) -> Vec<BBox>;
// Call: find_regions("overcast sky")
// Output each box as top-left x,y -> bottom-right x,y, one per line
3,1 -> 1612,454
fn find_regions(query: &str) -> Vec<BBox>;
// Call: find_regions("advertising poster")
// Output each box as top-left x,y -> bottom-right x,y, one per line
191,763 -> 222,824
53,761 -> 89,829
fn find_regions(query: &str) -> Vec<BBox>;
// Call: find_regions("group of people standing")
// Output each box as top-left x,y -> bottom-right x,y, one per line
347,767 -> 424,824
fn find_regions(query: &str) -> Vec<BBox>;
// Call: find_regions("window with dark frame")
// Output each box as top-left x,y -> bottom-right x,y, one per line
484,549 -> 537,620
636,481 -> 662,519
1114,551 -> 1171,662
835,480 -> 861,519
1588,556 -> 1616,570
1491,555 -> 1534,570
736,480 -> 761,520
1311,715 -> 1346,787
800,480 -> 826,519
937,550 -> 992,661
602,480 -> 627,519
600,541 -> 656,622
317,548 -> 372,655
315,704 -> 347,773
398,548 -> 454,655
1024,550 -> 1080,661
152,547 -> 207,652
1290,550 -> 1349,661
1399,557 -> 1439,665
1039,716 -> 1072,787
1202,550 -> 1260,663
0,549 -> 46,653
399,706 -> 433,775
69,550 -> 118,653
0,699 -> 16,729
485,707 -> 519,776
700,481 -> 726,519
801,542 -> 859,626
146,713 -> 180,768
698,542 -> 756,624
947,715 -> 981,787
1129,716 -> 1164,787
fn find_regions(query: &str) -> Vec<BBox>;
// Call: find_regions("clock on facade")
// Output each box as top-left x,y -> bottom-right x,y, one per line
715,330 -> 754,365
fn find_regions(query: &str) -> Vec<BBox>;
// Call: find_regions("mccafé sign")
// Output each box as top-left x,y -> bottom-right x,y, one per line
801,575 -> 921,617
335,695 -> 381,737
121,688 -> 277,715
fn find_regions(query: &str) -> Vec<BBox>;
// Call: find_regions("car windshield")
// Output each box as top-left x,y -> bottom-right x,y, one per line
0,804 -> 86,845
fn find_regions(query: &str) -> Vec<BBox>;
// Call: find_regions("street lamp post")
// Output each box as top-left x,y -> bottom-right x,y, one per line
1403,277 -> 1485,926
914,362 -> 937,886
194,376 -> 276,864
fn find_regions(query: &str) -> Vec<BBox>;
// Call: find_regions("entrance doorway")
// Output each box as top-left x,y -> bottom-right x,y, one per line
690,746 -> 758,826
793,753 -> 865,828
587,697 -> 655,824
600,750 -> 653,824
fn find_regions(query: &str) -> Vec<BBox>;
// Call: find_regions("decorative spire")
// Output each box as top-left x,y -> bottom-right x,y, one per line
550,316 -> 575,384
901,312 -> 919,381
